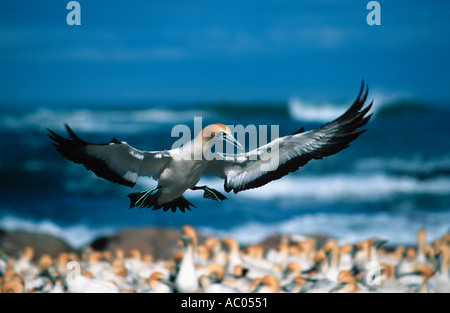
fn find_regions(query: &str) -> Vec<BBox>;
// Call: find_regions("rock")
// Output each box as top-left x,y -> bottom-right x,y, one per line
89,227 -> 186,260
0,229 -> 76,260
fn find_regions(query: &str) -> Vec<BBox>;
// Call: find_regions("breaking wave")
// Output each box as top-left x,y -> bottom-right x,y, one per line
288,92 -> 424,122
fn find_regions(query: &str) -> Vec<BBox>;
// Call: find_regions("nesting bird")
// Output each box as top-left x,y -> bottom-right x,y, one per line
47,83 -> 372,212
0,227 -> 449,293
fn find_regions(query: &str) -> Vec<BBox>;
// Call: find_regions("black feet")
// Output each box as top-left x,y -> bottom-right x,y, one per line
191,185 -> 227,201
128,186 -> 197,213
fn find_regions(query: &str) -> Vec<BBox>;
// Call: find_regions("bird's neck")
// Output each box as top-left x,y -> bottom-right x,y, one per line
179,137 -> 219,161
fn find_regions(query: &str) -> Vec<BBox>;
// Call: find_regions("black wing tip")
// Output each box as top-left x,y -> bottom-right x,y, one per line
226,81 -> 373,194
47,125 -> 136,188
291,126 -> 305,136
110,137 -> 120,144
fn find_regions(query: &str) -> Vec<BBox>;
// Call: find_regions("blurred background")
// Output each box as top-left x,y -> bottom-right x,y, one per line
0,1 -> 449,249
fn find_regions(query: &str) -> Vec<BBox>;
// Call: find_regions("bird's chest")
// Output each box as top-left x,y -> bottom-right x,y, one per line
159,159 -> 206,188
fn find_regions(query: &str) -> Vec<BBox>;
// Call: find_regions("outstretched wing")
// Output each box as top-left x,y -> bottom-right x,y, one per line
206,82 -> 373,194
47,125 -> 171,187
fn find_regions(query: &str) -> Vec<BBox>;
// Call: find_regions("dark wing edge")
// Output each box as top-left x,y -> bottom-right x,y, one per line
47,124 -> 136,187
225,81 -> 373,194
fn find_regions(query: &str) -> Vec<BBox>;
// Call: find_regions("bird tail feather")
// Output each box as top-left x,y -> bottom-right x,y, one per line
128,188 -> 196,213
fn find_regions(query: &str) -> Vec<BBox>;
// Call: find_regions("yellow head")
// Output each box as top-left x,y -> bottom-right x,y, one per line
198,123 -> 243,152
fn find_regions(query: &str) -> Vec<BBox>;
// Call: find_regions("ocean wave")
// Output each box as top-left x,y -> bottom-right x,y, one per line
0,215 -> 116,248
3,210 -> 449,251
199,211 -> 450,246
38,153 -> 450,202
288,97 -> 348,122
0,107 -> 209,134
287,92 -> 423,122
355,156 -> 450,179
193,172 -> 450,203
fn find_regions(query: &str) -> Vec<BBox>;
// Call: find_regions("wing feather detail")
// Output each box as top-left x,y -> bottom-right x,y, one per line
206,82 -> 373,194
47,125 -> 170,187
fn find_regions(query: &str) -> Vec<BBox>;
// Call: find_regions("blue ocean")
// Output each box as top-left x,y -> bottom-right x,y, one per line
1,95 -> 449,248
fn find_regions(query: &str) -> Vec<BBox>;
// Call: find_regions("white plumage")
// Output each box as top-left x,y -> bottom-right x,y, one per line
48,82 -> 372,212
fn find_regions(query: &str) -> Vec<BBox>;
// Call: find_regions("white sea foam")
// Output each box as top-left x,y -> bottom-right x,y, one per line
0,215 -> 115,248
199,211 -> 450,246
194,172 -> 450,203
0,107 -> 209,134
288,98 -> 347,122
287,91 -> 416,122
355,155 -> 450,174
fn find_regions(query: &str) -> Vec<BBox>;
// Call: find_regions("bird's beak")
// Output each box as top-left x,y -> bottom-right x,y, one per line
373,239 -> 388,250
181,236 -> 191,246
223,133 -> 244,151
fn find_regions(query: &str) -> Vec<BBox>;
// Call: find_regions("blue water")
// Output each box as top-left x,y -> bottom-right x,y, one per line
1,96 -> 449,248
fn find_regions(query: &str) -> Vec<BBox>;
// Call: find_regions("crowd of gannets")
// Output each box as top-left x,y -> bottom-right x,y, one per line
0,226 -> 449,293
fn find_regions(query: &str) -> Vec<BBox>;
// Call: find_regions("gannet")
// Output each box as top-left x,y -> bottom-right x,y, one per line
174,234 -> 199,293
47,82 -> 372,212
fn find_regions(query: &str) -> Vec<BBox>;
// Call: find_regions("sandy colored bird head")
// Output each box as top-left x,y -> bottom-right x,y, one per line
340,245 -> 354,256
245,245 -> 264,260
233,265 -> 247,278
223,237 -> 239,253
182,225 -> 197,246
198,123 -> 243,153
128,248 -> 142,261
417,228 -> 426,244
38,254 -> 53,271
83,271 -> 95,279
293,277 -> 308,289
112,258 -> 127,277
324,240 -> 339,254
285,262 -> 301,276
205,237 -> 221,253
313,249 -> 326,264
333,273 -> 359,293
1,279 -> 24,293
115,248 -> 125,259
142,253 -> 154,263
206,263 -> 225,282
56,252 -> 69,269
356,239 -> 370,254
21,246 -> 34,261
255,275 -> 280,293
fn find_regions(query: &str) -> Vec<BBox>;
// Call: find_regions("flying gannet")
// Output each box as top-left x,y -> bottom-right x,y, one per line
47,82 -> 372,213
